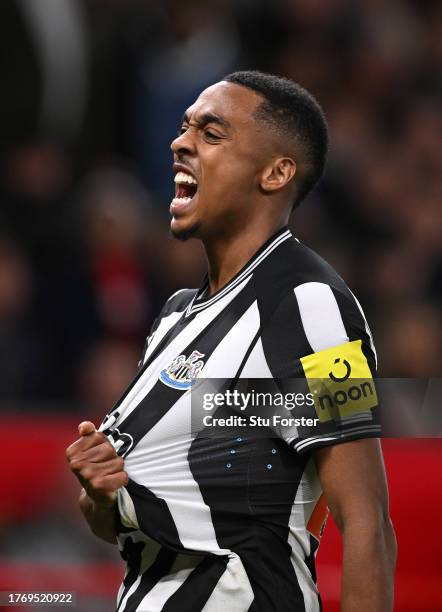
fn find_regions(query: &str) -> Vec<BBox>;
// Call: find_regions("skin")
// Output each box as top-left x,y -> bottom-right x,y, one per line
67,81 -> 396,609
170,81 -> 297,294
66,421 -> 127,544
315,439 -> 397,611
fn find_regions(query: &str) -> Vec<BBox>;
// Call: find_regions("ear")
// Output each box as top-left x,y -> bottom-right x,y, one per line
260,157 -> 296,193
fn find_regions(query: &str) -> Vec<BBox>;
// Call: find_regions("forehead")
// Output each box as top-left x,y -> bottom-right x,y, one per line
184,81 -> 263,128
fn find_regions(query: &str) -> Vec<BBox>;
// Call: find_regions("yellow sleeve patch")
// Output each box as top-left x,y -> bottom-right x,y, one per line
300,339 -> 378,423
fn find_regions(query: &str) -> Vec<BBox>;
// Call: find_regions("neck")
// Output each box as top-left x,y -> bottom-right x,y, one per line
203,219 -> 288,296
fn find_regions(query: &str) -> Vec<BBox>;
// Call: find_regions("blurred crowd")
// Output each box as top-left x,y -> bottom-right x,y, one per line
0,2 -> 441,602
0,0 -> 441,420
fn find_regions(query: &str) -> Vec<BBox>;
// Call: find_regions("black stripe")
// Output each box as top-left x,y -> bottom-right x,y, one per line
255,235 -> 364,373
235,329 -> 261,378
255,276 -> 311,378
103,291 -> 197,423
116,538 -> 146,611
123,547 -> 177,612
142,308 -> 193,371
125,479 -> 185,553
331,287 -> 376,372
295,428 -> 381,456
116,280 -> 257,451
100,319 -> 186,426
305,535 -> 323,611
305,534 -> 319,583
165,289 -> 199,314
189,434 -> 308,611
160,555 -> 228,612
147,290 -> 198,363
187,226 -> 290,315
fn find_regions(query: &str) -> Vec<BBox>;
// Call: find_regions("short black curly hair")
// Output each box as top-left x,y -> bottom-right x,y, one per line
224,70 -> 328,207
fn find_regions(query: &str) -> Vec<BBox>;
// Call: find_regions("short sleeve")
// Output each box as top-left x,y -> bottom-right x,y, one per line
260,281 -> 380,455
283,339 -> 380,455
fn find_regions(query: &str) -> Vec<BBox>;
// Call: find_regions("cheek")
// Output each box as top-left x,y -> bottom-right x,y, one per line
202,154 -> 257,197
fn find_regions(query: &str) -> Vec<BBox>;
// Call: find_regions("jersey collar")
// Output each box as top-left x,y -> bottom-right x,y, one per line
185,226 -> 293,317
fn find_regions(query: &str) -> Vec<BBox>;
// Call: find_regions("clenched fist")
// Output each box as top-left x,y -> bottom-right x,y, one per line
66,421 -> 128,508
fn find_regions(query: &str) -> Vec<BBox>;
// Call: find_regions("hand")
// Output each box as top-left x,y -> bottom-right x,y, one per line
66,421 -> 128,507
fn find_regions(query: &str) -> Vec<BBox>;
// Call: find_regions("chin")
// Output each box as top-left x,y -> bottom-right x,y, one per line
170,220 -> 201,242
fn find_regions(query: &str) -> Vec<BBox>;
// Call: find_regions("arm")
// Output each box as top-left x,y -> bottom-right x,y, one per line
78,488 -> 118,544
314,438 -> 397,611
66,421 -> 128,545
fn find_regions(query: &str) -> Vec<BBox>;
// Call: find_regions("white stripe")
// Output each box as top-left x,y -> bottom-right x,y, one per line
126,425 -> 227,555
201,301 -> 260,375
136,568 -> 194,611
105,276 -> 252,431
295,423 -> 380,449
286,459 -> 321,612
294,282 -> 349,352
348,288 -> 378,369
116,577 -> 126,610
295,424 -> 380,451
202,555 -> 254,611
125,301 -> 261,555
239,337 -> 273,378
294,425 -> 381,453
143,310 -> 184,364
167,288 -> 193,302
341,411 -> 372,424
187,230 -> 291,315
118,573 -> 142,611
116,536 -> 162,611
117,486 -> 139,530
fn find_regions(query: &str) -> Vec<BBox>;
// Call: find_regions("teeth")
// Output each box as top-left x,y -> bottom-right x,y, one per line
174,196 -> 192,203
174,171 -> 197,185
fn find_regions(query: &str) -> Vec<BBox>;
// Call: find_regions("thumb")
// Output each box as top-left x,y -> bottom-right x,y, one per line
78,421 -> 96,436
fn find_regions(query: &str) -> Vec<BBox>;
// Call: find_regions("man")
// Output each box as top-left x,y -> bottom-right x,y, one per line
67,71 -> 396,611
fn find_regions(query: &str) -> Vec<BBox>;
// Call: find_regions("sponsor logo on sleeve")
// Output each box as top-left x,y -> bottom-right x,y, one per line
300,340 -> 377,423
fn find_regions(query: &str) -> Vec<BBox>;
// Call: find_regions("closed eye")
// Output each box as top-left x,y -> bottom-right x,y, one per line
204,130 -> 221,141
177,123 -> 224,141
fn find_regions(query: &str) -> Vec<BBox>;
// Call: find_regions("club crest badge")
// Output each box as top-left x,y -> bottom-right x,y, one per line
160,350 -> 205,390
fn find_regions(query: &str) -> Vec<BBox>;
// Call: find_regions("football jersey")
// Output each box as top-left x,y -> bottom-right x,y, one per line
99,226 -> 380,612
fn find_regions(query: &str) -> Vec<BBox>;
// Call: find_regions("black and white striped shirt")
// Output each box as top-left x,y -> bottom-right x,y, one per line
99,226 -> 379,611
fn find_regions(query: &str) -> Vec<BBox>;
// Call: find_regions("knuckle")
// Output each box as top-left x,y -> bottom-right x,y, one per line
108,441 -> 119,455
103,442 -> 117,457
66,443 -> 77,460
69,459 -> 83,472
95,432 -> 107,445
90,476 -> 104,491
96,440 -> 112,454
80,466 -> 93,481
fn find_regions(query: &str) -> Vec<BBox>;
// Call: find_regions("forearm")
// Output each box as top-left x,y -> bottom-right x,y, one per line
341,518 -> 397,611
79,488 -> 118,545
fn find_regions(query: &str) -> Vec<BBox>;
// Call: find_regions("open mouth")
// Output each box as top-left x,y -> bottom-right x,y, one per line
174,171 -> 198,203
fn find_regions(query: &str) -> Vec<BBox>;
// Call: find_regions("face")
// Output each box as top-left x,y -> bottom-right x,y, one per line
169,82 -> 273,241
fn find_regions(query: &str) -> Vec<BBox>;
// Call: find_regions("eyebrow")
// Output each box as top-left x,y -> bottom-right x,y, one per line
181,111 -> 231,130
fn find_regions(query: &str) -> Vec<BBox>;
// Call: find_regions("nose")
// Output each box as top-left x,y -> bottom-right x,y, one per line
170,128 -> 196,156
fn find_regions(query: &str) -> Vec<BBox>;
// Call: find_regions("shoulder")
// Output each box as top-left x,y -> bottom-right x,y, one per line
149,287 -> 198,339
254,236 -> 352,301
161,288 -> 198,318
254,237 -> 377,372
138,288 -> 198,369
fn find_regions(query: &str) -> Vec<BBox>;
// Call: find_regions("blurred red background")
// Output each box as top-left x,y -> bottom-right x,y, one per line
0,0 -> 440,609
1,417 -> 440,610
